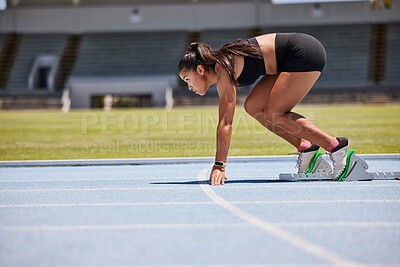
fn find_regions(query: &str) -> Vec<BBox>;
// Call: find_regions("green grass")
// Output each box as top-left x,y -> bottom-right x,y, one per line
0,104 -> 399,161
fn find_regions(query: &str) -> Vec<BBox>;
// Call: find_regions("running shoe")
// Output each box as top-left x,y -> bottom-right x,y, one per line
327,137 -> 350,180
295,144 -> 321,174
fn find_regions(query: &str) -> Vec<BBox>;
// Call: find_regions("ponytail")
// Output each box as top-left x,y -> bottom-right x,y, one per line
179,39 -> 263,86
178,42 -> 219,73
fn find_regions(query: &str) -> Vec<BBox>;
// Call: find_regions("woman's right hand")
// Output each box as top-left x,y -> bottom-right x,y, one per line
209,165 -> 227,186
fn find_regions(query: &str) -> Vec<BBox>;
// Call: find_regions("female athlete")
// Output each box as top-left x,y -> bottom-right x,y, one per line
178,33 -> 349,185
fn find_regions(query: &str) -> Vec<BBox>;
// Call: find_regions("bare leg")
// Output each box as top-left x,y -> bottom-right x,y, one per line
244,74 -> 305,148
265,71 -> 334,149
244,72 -> 335,149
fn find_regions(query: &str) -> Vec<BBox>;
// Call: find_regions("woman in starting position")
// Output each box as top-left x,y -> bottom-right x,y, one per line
178,33 -> 349,185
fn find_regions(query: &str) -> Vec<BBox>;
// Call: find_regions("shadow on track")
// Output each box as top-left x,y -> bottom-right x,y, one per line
150,179 -> 292,185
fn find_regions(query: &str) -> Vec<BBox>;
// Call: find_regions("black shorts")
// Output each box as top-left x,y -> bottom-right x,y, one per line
275,33 -> 326,73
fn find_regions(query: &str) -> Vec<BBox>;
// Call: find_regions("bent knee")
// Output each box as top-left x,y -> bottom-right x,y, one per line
244,105 -> 264,119
244,98 -> 254,115
244,98 -> 263,117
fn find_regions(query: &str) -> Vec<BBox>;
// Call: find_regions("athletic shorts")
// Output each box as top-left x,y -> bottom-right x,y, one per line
275,33 -> 326,73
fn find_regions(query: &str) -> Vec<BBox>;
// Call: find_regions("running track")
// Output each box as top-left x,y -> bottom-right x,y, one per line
0,155 -> 399,267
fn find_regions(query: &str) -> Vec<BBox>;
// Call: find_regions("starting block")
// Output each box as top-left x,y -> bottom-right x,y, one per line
279,150 -> 400,182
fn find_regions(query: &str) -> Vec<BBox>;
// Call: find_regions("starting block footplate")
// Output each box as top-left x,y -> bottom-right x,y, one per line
279,152 -> 400,182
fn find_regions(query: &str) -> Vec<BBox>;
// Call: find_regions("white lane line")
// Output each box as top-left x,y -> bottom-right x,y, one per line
0,177 -> 197,183
277,222 -> 400,228
49,265 -> 400,267
0,202 -> 214,208
1,199 -> 399,208
232,199 -> 400,204
53,264 -> 331,267
197,169 -> 366,267
226,184 -> 400,188
0,223 -> 247,232
0,187 -> 195,192
53,265 -> 400,267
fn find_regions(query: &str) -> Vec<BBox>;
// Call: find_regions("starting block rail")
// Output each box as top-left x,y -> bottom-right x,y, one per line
372,172 -> 400,180
279,152 -> 400,182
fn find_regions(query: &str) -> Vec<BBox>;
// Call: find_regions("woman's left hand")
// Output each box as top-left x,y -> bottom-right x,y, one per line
210,166 -> 227,186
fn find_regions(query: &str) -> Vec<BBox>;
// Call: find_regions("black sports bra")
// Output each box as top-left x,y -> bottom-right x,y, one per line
235,38 -> 266,87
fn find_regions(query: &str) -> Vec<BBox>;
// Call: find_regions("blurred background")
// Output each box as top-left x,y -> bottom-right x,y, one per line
0,0 -> 398,110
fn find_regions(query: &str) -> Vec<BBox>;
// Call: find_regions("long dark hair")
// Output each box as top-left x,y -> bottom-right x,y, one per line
178,39 -> 263,86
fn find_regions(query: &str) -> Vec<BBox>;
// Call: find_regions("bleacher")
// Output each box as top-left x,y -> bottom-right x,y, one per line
0,34 -> 5,50
72,31 -> 187,77
0,33 -> 7,88
1,23 -> 399,108
201,28 -> 250,50
386,23 -> 400,86
6,34 -> 67,91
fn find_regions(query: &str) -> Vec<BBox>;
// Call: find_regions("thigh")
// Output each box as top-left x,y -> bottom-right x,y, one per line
245,74 -> 279,113
267,71 -> 321,114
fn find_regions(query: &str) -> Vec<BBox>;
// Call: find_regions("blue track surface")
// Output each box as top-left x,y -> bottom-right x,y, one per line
0,156 -> 400,267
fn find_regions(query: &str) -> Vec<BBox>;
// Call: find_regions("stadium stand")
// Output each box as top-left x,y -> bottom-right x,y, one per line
0,34 -> 5,50
0,23 -> 399,108
201,28 -> 249,50
0,34 -> 67,109
6,34 -> 67,91
72,31 -> 187,77
0,33 -> 8,89
67,31 -> 187,108
55,34 -> 82,91
0,33 -> 22,90
386,23 -> 400,86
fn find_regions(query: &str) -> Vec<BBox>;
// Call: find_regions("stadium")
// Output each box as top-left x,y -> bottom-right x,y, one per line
0,0 -> 399,108
0,0 -> 399,267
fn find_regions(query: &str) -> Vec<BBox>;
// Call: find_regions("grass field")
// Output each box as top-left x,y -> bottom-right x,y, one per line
0,104 -> 399,161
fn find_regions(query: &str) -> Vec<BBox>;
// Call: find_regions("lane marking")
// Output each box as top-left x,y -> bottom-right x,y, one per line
0,187 -> 196,192
0,202 -> 214,208
277,222 -> 400,228
52,265 -> 331,267
0,177 -> 196,183
197,169 -> 367,267
47,264 -> 400,267
0,223 -> 247,232
1,199 -> 399,208
2,184 -> 400,193
232,199 -> 400,204
224,184 -> 400,188
47,265 -> 400,267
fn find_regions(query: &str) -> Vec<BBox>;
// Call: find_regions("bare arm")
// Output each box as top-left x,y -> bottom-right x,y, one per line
215,64 -> 237,162
210,64 -> 237,185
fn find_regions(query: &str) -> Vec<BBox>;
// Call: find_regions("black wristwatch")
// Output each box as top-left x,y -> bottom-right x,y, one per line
214,161 -> 226,171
